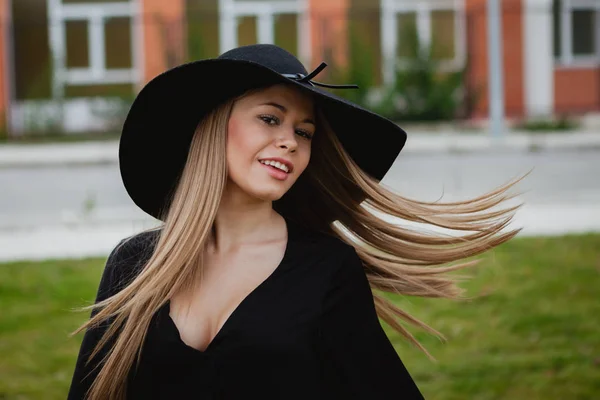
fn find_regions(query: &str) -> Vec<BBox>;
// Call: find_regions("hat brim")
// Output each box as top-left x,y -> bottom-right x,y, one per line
120,58 -> 407,220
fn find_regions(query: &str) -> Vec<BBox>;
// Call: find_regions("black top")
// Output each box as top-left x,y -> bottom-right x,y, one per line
68,218 -> 424,399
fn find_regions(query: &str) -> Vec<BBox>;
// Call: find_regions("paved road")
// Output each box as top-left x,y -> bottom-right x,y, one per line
2,149 -> 599,228
384,148 -> 600,204
0,163 -> 144,230
1,149 -> 599,261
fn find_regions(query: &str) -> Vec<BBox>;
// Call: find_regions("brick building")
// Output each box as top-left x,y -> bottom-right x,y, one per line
0,0 -> 597,134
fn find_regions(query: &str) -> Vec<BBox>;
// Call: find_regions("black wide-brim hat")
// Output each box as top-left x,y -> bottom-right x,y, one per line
120,44 -> 407,220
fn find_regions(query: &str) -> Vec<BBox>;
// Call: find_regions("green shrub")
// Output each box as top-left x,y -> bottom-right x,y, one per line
515,115 -> 579,132
328,26 -> 378,108
332,18 -> 469,123
375,21 -> 466,122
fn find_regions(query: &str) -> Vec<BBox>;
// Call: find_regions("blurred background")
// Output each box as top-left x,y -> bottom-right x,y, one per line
1,0 -> 599,399
3,0 -> 600,135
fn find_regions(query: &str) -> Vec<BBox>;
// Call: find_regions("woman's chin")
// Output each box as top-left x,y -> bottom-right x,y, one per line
246,185 -> 290,202
255,191 -> 287,202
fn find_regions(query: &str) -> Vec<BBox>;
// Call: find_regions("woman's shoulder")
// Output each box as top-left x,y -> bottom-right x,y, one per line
288,219 -> 359,263
109,228 -> 160,262
289,218 -> 338,242
104,228 -> 161,285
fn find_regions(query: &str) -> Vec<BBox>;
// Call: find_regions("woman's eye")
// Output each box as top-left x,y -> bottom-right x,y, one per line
260,115 -> 279,125
296,130 -> 314,140
260,115 -> 312,139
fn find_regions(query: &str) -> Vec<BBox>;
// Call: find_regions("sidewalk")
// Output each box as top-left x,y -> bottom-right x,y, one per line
2,128 -> 599,263
1,130 -> 600,168
1,200 -> 599,262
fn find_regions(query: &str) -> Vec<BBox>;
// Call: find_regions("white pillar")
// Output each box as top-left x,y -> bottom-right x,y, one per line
523,0 -> 554,118
89,9 -> 105,80
487,0 -> 504,138
381,0 -> 397,85
219,0 -> 237,53
47,0 -> 65,99
416,3 -> 431,56
132,0 -> 145,89
454,0 -> 467,68
257,9 -> 274,44
298,0 -> 311,67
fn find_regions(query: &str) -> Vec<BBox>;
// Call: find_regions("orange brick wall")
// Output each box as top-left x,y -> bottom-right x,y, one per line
309,0 -> 349,71
465,0 -> 524,118
1,0 -> 596,129
141,0 -> 186,84
554,68 -> 600,114
465,0 -> 488,118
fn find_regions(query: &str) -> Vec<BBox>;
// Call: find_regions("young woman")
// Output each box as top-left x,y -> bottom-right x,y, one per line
68,44 -> 522,399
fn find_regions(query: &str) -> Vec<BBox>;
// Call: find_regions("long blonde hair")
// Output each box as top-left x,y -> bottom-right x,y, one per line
73,89 -> 524,399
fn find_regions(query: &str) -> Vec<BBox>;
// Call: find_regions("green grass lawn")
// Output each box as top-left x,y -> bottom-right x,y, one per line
1,234 -> 599,399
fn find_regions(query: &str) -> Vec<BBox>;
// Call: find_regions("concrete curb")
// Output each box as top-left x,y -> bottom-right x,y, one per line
1,131 -> 599,168
406,131 -> 600,154
2,201 -> 600,262
0,141 -> 119,168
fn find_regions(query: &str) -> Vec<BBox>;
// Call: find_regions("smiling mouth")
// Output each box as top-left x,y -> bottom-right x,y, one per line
258,159 -> 291,174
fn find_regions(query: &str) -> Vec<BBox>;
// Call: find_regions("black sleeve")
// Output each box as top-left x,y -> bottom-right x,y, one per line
319,247 -> 424,399
67,233 -> 153,400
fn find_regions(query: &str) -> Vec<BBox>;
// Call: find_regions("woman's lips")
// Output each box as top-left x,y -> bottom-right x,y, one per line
260,162 -> 289,181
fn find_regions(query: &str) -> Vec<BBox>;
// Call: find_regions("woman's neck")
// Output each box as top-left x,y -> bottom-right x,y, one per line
209,187 -> 284,254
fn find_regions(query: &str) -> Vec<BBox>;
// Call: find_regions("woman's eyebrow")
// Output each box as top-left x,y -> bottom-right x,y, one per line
261,102 -> 315,125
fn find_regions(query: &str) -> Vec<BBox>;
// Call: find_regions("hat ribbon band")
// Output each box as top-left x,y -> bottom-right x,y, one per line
282,62 -> 359,90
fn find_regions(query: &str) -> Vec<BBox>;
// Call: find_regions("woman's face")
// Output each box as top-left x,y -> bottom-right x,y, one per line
226,84 -> 315,201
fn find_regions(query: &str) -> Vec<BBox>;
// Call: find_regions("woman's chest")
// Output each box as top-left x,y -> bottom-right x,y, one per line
169,248 -> 287,352
144,264 -> 329,361
128,248 -> 339,397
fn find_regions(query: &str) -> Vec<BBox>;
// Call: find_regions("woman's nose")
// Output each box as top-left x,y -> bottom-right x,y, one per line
276,128 -> 298,151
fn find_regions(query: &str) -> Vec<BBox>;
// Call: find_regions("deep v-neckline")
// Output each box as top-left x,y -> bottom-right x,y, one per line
165,217 -> 295,354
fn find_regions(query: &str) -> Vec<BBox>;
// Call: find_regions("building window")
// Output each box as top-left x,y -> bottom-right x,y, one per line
218,0 -> 310,65
381,0 -> 466,84
554,0 -> 600,66
47,0 -> 142,99
12,0 -> 53,101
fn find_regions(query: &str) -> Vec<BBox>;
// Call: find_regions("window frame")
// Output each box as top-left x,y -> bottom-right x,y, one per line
218,0 -> 311,66
380,0 -> 467,84
47,0 -> 143,99
555,0 -> 600,68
